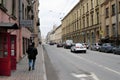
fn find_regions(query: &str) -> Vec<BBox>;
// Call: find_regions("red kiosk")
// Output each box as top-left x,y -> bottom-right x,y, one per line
0,23 -> 18,76
0,33 -> 17,76
0,33 -> 11,76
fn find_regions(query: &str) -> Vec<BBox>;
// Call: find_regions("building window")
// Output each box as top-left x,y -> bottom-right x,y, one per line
96,0 -> 98,6
119,1 -> 120,12
112,4 -> 115,16
83,18 -> 85,28
91,0 -> 93,9
112,24 -> 116,36
96,12 -> 99,24
80,9 -> 81,17
106,8 -> 109,18
87,3 -> 88,11
77,20 -> 79,29
12,0 -> 16,16
22,3 -> 24,19
80,19 -> 81,29
87,16 -> 89,27
83,6 -> 85,14
91,14 -> 93,25
106,26 -> 109,36
0,0 -> 7,12
0,0 -> 4,5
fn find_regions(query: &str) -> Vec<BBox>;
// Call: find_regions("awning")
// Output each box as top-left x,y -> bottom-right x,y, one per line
0,23 -> 19,29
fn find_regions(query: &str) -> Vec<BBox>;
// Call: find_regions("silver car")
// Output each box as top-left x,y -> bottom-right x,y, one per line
71,43 -> 87,53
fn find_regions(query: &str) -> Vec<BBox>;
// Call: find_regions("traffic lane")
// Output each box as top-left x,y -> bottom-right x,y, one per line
44,45 -> 83,80
43,46 -> 59,80
69,53 -> 120,80
47,45 -> 120,80
75,50 -> 120,73
62,50 -> 120,80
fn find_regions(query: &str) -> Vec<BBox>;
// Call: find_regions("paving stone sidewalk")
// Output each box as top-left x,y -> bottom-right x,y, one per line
0,45 -> 46,80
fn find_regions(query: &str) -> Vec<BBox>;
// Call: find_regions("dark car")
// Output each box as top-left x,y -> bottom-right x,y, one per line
49,42 -> 54,45
57,43 -> 63,47
91,43 -> 101,51
99,43 -> 115,53
64,40 -> 73,49
112,45 -> 120,55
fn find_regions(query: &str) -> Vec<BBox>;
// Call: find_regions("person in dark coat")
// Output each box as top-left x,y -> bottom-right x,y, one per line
26,42 -> 38,71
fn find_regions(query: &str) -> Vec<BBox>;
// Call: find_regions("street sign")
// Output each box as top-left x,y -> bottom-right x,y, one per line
20,20 -> 33,27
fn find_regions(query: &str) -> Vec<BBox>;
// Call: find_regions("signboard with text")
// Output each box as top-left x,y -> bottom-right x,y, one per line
20,20 -> 33,27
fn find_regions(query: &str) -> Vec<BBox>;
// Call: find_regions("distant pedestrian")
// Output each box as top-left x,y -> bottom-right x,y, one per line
26,42 -> 38,71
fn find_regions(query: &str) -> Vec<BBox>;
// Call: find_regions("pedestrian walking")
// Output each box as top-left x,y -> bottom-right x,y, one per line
26,42 -> 38,71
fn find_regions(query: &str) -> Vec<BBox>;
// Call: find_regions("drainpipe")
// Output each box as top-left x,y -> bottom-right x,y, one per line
18,0 -> 22,60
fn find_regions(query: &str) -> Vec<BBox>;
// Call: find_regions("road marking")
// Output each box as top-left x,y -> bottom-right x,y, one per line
72,73 -> 88,78
72,73 -> 100,80
90,73 -> 100,80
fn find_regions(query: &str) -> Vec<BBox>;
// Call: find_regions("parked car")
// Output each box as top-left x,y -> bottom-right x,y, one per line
99,43 -> 115,53
112,45 -> 120,55
57,43 -> 63,47
49,42 -> 54,45
82,43 -> 89,49
91,43 -> 101,51
71,43 -> 86,53
64,40 -> 73,49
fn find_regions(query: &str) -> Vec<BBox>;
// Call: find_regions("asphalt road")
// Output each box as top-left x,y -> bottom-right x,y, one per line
43,44 -> 120,80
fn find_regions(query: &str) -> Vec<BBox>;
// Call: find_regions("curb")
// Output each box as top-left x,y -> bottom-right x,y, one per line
41,45 -> 47,80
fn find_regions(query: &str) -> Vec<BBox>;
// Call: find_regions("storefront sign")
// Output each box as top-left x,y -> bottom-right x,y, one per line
20,20 -> 33,27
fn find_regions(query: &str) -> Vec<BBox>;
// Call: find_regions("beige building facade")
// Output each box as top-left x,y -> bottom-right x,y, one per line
100,0 -> 120,44
46,25 -> 62,44
32,0 -> 40,47
62,0 -> 120,45
54,25 -> 62,43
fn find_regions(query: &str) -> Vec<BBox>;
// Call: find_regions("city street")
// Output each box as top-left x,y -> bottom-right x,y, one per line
43,44 -> 120,80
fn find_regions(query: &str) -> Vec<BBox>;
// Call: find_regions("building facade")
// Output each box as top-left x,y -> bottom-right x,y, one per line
54,25 -> 62,43
32,0 -> 40,47
100,0 -> 120,44
0,0 -> 40,76
62,0 -> 120,45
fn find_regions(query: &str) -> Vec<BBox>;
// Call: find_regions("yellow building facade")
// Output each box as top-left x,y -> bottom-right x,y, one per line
62,0 -> 101,44
100,0 -> 120,44
62,0 -> 120,45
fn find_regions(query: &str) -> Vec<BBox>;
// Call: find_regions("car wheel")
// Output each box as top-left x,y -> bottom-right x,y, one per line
84,51 -> 86,53
99,49 -> 101,52
113,51 -> 116,54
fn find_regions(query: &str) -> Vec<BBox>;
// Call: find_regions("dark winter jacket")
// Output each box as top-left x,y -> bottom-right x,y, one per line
26,45 -> 38,59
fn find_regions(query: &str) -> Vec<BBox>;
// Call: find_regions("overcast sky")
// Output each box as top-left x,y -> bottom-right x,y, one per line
38,0 -> 79,38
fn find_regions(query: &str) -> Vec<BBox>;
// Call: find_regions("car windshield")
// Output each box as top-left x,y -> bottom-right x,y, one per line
75,43 -> 82,46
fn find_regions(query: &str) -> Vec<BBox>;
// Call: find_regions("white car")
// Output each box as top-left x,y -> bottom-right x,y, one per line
71,43 -> 87,53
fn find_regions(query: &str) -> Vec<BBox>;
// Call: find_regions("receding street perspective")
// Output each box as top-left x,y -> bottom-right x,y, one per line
0,0 -> 120,80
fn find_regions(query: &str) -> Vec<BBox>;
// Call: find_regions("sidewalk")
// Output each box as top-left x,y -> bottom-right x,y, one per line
0,45 -> 46,80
